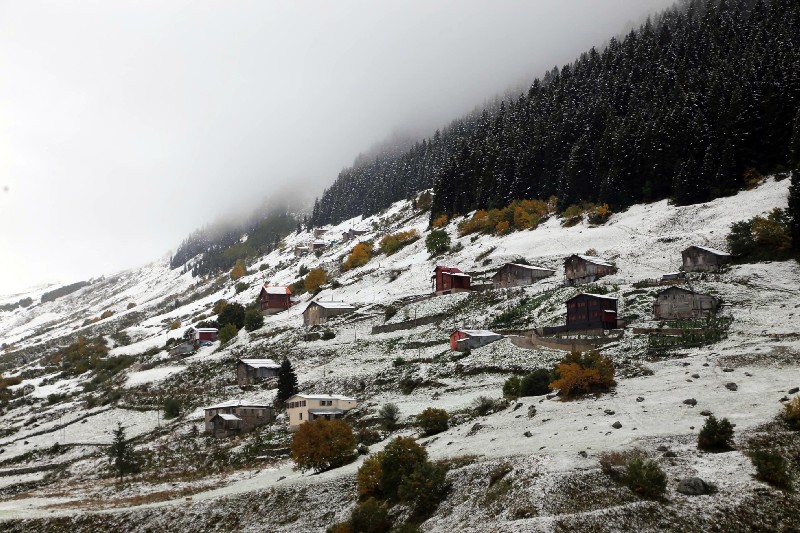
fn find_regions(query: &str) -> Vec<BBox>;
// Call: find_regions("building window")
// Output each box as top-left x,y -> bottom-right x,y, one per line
299,412 -> 302,420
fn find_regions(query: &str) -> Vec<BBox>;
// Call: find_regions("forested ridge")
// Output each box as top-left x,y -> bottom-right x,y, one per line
311,0 -> 800,226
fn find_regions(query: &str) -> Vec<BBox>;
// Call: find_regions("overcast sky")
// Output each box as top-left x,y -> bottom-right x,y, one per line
0,0 -> 675,296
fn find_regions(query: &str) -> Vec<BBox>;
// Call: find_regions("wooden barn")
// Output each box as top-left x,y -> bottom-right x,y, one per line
681,245 -> 731,272
286,393 -> 357,431
342,228 -> 368,241
236,358 -> 280,386
204,400 -> 273,438
449,329 -> 503,351
564,254 -> 617,286
432,266 -> 471,295
653,286 -> 721,320
312,240 -> 326,251
303,300 -> 355,326
195,328 -> 218,342
259,285 -> 292,315
492,263 -> 555,288
565,293 -> 619,331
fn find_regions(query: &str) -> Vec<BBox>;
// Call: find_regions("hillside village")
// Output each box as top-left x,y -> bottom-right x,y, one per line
0,176 -> 798,531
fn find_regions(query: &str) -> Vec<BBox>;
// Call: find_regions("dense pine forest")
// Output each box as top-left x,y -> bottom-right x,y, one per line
310,0 -> 800,226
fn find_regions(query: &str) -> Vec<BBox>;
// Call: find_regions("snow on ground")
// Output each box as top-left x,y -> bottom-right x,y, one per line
125,366 -> 186,388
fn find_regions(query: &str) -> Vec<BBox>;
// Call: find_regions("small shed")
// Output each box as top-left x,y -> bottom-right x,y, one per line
195,328 -> 218,342
661,272 -> 686,282
681,246 -> 731,272
303,300 -> 355,326
564,255 -> 617,286
492,263 -> 555,288
259,285 -> 292,315
204,400 -> 273,438
237,358 -> 281,386
432,266 -> 471,295
294,245 -> 310,257
449,329 -> 503,351
565,293 -> 619,331
653,286 -> 721,320
313,227 -> 328,238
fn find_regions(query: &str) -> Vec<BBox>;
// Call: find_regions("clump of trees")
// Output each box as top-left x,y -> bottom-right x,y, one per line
549,351 -> 616,398
458,199 -> 551,236
727,208 -> 793,261
343,243 -> 373,271
230,259 -> 247,280
503,368 -> 553,399
243,308 -> 264,332
291,418 -> 357,473
425,230 -> 451,256
379,229 -> 419,256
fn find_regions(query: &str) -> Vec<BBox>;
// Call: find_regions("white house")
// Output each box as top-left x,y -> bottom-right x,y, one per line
285,393 -> 357,430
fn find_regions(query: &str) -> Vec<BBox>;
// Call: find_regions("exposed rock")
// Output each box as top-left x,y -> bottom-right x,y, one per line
723,368 -> 734,372
527,405 -> 537,418
612,421 -> 622,429
578,450 -> 587,458
523,431 -> 532,438
604,409 -> 615,415
636,397 -> 645,402
700,410 -> 712,416
657,445 -> 669,452
691,374 -> 700,379
789,387 -> 799,394
725,382 -> 738,391
677,476 -> 713,495
467,423 -> 484,437
780,396 -> 790,402
683,398 -> 697,406
663,451 -> 677,458
513,402 -> 523,411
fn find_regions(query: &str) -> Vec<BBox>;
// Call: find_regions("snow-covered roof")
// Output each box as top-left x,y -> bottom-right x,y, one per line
213,413 -> 241,421
239,358 -> 279,369
290,393 -> 357,402
307,300 -> 354,310
313,240 -> 326,245
455,329 -> 502,337
450,272 -> 471,278
262,285 -> 290,295
571,254 -> 615,267
685,245 -> 730,257
502,263 -> 555,272
204,399 -> 272,410
308,408 -> 347,416
567,293 -> 618,301
196,328 -> 218,333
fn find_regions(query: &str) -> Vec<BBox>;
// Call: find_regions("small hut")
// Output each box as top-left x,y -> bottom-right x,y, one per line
303,300 -> 355,326
432,266 -> 471,295
236,358 -> 281,386
259,285 -> 292,315
449,329 -> 503,351
681,246 -> 731,272
564,254 -> 617,286
204,400 -> 273,438
492,263 -> 555,288
294,245 -> 310,257
312,240 -> 326,251
653,286 -> 721,320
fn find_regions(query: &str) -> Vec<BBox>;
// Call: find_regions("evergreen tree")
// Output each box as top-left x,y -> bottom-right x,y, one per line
791,110 -> 800,171
276,359 -> 299,405
108,423 -> 140,480
789,171 -> 800,251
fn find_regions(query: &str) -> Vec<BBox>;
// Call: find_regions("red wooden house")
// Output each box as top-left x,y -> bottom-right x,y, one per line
432,266 -> 471,295
259,285 -> 292,315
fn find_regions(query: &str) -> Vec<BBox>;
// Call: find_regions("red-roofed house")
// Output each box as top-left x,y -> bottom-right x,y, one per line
432,266 -> 471,296
259,285 -> 292,315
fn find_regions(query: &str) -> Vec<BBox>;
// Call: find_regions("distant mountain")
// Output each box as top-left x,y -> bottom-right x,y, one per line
310,0 -> 800,226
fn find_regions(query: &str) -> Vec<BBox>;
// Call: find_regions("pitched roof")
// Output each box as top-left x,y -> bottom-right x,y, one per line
454,329 -> 502,337
212,413 -> 242,421
238,358 -> 280,369
205,399 -> 272,410
196,328 -> 218,333
289,393 -> 357,402
685,245 -> 730,257
497,263 -> 554,273
306,300 -> 354,310
569,254 -> 615,267
567,292 -> 618,302
262,285 -> 291,295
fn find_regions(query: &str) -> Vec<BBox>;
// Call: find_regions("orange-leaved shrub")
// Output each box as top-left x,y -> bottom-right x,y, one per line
343,243 -> 373,271
549,350 -> 615,398
291,418 -> 357,473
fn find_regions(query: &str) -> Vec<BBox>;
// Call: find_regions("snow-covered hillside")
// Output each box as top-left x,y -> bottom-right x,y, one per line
0,177 -> 798,531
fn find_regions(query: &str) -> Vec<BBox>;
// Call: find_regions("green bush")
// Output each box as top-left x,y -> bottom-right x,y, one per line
379,403 -> 400,431
218,323 -> 239,344
321,329 -> 336,340
503,375 -> 521,400
698,415 -> 735,451
416,408 -> 449,436
471,396 -> 501,416
350,497 -> 391,533
520,368 -> 552,396
235,281 -> 249,294
750,449 -> 792,489
243,308 -> 264,332
378,437 -> 427,501
624,456 -> 667,498
397,459 -> 450,516
163,397 -> 180,419
425,230 -> 451,256
218,302 -> 246,329
384,305 -> 398,322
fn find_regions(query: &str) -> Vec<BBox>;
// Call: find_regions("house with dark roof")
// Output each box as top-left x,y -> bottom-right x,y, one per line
303,300 -> 355,326
681,245 -> 731,272
565,293 -> 619,330
564,254 -> 617,286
